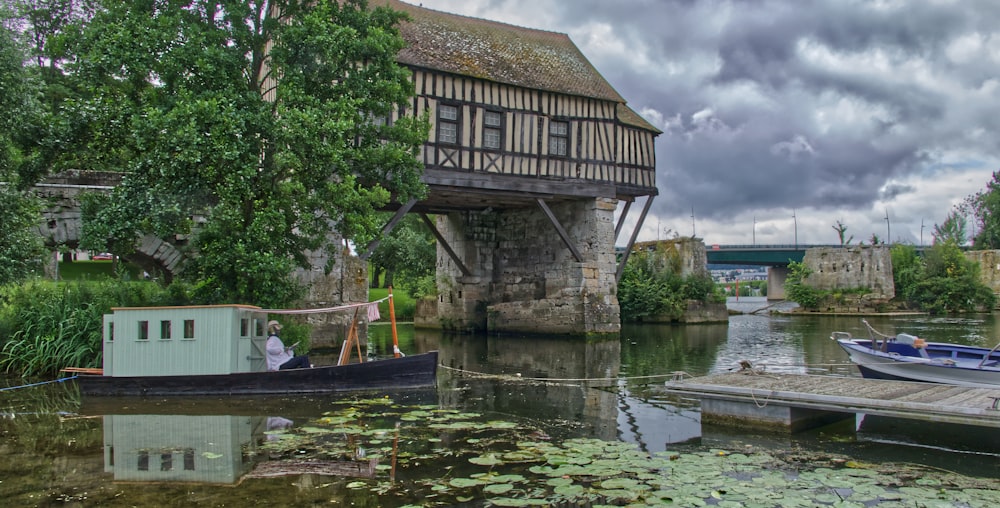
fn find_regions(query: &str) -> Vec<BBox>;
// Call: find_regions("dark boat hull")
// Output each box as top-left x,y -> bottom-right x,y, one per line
76,351 -> 438,396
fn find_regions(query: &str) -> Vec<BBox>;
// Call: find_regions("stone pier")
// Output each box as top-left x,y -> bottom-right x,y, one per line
427,197 -> 620,336
767,266 -> 788,300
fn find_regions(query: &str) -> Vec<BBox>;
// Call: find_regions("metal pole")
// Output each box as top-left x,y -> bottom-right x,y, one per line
884,208 -> 890,244
752,216 -> 756,246
792,209 -> 798,248
691,206 -> 696,237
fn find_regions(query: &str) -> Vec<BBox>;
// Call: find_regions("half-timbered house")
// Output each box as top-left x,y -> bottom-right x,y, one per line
375,1 -> 660,335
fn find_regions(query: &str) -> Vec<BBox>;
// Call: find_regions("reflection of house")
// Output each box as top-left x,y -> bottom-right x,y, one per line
102,413 -> 379,484
103,414 -> 259,484
102,305 -> 269,376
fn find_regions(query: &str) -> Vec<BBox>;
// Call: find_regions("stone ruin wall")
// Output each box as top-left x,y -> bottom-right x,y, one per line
802,246 -> 895,309
965,250 -> 1000,305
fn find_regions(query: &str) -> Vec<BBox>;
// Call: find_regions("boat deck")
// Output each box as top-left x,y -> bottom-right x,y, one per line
662,372 -> 1000,429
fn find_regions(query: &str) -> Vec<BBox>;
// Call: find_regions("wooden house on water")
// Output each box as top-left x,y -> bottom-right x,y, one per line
369,1 -> 662,335
102,305 -> 269,377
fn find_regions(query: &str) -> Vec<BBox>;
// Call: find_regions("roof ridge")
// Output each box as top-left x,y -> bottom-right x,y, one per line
391,0 -> 571,38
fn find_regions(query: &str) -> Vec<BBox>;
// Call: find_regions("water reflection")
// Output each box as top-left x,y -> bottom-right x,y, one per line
100,413 -> 381,485
2,304 -> 999,504
103,414 -> 258,484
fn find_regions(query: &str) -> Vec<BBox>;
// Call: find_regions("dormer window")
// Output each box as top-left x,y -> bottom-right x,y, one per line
437,104 -> 459,144
549,120 -> 568,156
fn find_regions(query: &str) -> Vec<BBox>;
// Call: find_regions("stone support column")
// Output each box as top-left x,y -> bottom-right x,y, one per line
767,266 -> 788,300
429,197 -> 620,336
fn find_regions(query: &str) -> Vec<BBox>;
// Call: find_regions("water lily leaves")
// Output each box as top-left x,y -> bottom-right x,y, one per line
242,397 -> 996,507
469,453 -> 504,466
448,477 -> 483,488
483,483 -> 514,495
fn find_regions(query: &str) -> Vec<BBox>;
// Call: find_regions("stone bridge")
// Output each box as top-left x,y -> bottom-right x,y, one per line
35,171 -> 186,282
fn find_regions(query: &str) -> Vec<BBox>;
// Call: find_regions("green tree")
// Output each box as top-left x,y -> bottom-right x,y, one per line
889,243 -> 923,303
0,7 -> 47,285
906,241 -> 994,313
618,245 -> 723,322
784,261 -> 821,310
25,0 -> 429,307
933,209 -> 967,245
368,214 -> 436,297
967,171 -> 1000,249
832,220 -> 852,246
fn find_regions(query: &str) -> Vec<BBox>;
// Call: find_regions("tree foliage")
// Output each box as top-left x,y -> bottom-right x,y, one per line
905,241 -> 995,313
368,214 -> 436,297
832,220 -> 852,246
618,246 -> 723,322
16,0 -> 429,307
933,209 -> 967,245
889,243 -> 922,302
0,6 -> 47,285
968,171 -> 1000,250
783,260 -> 821,310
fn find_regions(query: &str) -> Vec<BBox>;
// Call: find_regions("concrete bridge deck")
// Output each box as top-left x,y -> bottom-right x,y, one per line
660,373 -> 1000,431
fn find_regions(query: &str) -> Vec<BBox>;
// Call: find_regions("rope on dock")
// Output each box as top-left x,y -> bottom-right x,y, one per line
0,375 -> 78,392
438,364 -> 694,384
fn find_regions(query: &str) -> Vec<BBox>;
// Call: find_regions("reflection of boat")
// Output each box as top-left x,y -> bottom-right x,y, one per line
103,414 -> 377,484
833,321 -> 1000,388
71,304 -> 438,396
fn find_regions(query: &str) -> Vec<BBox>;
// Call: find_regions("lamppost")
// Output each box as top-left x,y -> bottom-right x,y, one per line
691,206 -> 696,238
752,216 -> 756,246
792,209 -> 798,248
920,218 -> 924,247
884,208 -> 890,244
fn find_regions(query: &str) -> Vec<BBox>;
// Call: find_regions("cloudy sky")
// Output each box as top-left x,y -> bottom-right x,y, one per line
414,0 -> 1000,247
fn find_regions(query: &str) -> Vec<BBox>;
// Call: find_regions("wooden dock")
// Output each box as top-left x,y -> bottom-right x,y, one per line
661,372 -> 1000,432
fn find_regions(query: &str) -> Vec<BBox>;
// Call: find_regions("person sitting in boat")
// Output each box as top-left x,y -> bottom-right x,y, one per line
266,320 -> 311,370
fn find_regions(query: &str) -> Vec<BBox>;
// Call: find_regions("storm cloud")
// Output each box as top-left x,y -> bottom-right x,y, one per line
416,0 -> 1000,245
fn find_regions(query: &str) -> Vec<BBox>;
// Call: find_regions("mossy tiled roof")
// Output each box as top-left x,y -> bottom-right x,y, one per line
383,0 -> 625,103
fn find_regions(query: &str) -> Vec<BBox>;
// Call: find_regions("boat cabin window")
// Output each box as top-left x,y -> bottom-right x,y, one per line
160,320 -> 171,340
138,321 -> 149,341
183,319 -> 195,339
254,318 -> 265,336
240,318 -> 249,338
107,322 -> 114,342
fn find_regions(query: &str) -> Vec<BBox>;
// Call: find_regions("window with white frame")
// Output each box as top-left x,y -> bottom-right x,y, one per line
437,104 -> 459,144
549,120 -> 568,156
482,110 -> 503,150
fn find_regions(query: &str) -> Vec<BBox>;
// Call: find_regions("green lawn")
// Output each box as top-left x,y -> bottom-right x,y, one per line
369,287 -> 416,321
56,260 -> 144,281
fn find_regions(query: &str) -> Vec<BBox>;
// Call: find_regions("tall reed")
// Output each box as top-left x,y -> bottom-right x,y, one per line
0,280 -> 192,377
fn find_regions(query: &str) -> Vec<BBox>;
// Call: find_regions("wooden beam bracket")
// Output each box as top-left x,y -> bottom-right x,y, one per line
419,213 -> 472,277
616,195 -> 655,283
360,198 -> 418,260
536,198 -> 583,263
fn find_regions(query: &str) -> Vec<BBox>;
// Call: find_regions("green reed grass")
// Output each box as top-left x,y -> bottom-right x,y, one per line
0,280 -> 192,377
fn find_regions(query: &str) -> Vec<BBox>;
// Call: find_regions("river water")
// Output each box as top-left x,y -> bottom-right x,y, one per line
1,297 -> 998,505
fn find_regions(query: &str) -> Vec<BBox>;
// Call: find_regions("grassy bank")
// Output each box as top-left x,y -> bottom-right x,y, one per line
369,287 -> 416,321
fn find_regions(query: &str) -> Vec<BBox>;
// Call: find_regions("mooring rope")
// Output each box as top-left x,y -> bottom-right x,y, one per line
261,296 -> 390,319
0,375 -> 78,392
438,364 -> 694,384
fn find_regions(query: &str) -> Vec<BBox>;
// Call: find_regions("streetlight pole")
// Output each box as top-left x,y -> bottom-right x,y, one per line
691,206 -> 696,238
920,218 -> 924,247
792,209 -> 798,248
884,208 -> 890,244
752,215 -> 756,246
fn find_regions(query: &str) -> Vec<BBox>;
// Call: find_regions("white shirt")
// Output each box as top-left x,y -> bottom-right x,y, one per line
266,334 -> 293,371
